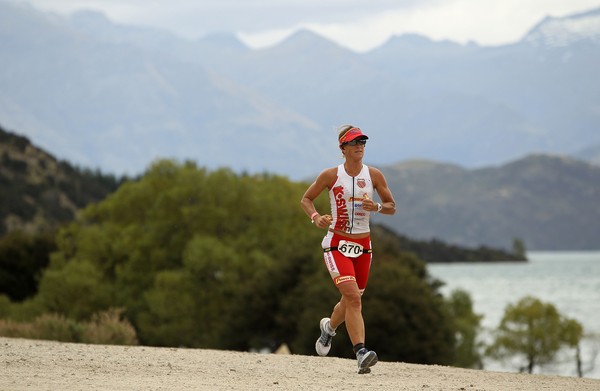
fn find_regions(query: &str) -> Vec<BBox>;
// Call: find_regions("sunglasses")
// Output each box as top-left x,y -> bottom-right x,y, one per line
344,139 -> 367,146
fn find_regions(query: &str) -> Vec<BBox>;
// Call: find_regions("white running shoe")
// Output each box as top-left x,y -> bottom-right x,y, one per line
315,317 -> 335,356
357,348 -> 378,374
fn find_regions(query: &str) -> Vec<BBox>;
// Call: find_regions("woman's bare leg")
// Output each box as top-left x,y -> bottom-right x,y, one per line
330,281 -> 364,345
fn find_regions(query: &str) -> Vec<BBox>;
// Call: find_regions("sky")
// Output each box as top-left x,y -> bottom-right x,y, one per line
12,0 -> 600,51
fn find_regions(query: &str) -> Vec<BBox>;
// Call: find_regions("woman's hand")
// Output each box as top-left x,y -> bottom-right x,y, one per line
362,198 -> 380,212
315,214 -> 332,229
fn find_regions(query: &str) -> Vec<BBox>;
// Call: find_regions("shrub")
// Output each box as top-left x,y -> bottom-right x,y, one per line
0,318 -> 34,338
0,313 -> 81,341
30,313 -> 83,342
82,308 -> 138,345
0,308 -> 138,346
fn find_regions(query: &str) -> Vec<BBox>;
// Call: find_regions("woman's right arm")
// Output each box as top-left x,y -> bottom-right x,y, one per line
300,168 -> 335,228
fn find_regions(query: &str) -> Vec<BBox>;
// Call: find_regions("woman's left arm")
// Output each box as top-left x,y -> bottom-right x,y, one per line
371,167 -> 396,215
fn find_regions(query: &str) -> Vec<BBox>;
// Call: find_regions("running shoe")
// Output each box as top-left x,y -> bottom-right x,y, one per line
315,317 -> 335,356
356,348 -> 378,374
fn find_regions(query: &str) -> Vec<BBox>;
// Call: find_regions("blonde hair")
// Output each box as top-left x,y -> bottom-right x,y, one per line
337,124 -> 355,159
337,124 -> 355,143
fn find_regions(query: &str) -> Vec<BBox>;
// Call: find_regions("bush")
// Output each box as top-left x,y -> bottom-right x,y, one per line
0,318 -> 34,338
0,308 -> 138,345
0,313 -> 80,341
0,294 -> 12,318
82,308 -> 138,345
31,313 -> 83,342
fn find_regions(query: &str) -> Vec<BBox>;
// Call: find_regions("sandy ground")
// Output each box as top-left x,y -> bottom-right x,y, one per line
2,337 -> 600,391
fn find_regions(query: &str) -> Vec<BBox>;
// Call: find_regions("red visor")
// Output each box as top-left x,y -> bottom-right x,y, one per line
339,127 -> 369,145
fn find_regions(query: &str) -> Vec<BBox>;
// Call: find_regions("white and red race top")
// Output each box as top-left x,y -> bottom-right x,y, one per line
328,164 -> 374,234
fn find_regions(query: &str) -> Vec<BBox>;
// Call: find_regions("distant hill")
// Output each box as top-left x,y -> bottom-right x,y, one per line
371,225 -> 524,263
0,1 -> 599,179
575,143 -> 600,166
374,155 -> 600,250
0,125 -> 522,262
0,125 -> 124,235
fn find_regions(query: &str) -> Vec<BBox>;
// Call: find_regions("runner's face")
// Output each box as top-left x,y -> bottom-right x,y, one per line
342,142 -> 365,159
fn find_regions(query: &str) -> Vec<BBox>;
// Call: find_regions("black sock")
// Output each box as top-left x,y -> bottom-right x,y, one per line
353,343 -> 365,355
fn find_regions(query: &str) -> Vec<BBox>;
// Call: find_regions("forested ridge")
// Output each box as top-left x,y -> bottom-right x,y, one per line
0,126 -> 125,236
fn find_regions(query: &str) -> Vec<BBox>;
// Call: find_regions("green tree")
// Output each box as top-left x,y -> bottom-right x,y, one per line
446,289 -> 484,368
3,159 -> 460,366
561,318 -> 584,377
9,160 -> 323,346
362,252 -> 455,365
37,259 -> 113,320
486,296 -> 584,374
281,240 -> 457,365
511,238 -> 527,259
0,230 -> 56,301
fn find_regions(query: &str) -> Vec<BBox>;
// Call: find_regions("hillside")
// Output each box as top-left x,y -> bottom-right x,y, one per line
2,337 -> 599,390
375,155 -> 600,250
372,225 -> 524,263
0,125 -> 123,235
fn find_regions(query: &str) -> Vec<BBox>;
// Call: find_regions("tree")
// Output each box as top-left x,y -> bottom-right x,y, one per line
446,289 -> 484,368
486,296 -> 584,374
0,230 -> 56,301
362,253 -> 455,365
2,159 -> 461,366
36,259 -> 113,321
560,318 -> 584,377
511,238 -> 527,260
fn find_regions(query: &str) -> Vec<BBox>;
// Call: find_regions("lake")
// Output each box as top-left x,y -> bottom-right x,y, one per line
428,251 -> 600,379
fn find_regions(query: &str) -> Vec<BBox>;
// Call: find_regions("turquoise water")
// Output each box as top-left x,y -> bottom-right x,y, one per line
428,251 -> 600,378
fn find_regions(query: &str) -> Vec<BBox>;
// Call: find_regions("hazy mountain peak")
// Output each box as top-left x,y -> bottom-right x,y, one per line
524,7 -> 600,47
276,28 -> 344,51
370,32 -> 477,58
574,143 -> 600,166
67,8 -> 183,46
382,33 -> 435,47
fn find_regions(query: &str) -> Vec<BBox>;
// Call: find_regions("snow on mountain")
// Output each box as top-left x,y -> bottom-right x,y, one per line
524,8 -> 600,47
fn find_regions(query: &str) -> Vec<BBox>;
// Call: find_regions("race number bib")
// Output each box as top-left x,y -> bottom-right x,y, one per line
338,240 -> 364,258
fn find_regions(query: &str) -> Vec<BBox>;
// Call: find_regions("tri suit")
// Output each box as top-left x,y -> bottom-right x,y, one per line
321,164 -> 375,293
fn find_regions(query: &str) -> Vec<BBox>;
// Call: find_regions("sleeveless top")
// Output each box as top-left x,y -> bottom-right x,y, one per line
328,164 -> 374,234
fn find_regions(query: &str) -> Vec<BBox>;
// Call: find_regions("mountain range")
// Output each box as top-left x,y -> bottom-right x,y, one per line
1,1 -> 599,180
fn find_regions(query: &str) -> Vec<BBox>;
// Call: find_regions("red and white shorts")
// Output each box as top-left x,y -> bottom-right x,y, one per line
321,231 -> 373,293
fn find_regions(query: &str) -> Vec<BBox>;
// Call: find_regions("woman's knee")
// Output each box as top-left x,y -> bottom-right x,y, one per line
339,285 -> 362,310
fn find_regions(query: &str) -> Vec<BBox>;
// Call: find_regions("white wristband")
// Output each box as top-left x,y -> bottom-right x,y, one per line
376,203 -> 382,212
310,211 -> 319,223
